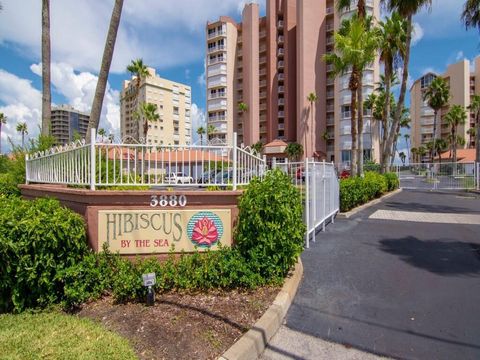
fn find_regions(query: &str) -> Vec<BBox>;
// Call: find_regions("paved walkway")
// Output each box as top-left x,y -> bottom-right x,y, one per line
263,190 -> 480,360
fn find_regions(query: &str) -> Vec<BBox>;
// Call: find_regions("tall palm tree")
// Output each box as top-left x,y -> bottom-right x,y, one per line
382,0 -> 433,171
251,141 -> 264,156
97,128 -> 107,142
16,122 -> 28,149
468,94 -> 480,162
137,102 -> 160,143
444,105 -> 467,164
423,76 -> 450,160
434,138 -> 448,164
41,0 -> 51,136
324,16 -> 379,176
285,142 -> 304,162
417,145 -> 427,163
88,0 -> 124,142
126,59 -> 151,140
399,151 -> 406,165
0,112 -> 6,154
462,0 -> 480,33
307,92 -> 317,157
196,126 -> 206,146
377,12 -> 407,167
410,147 -> 417,164
404,134 -> 411,162
207,124 -> 216,142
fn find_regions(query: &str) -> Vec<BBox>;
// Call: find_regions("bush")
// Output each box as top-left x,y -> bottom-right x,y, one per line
235,169 -> 305,281
0,174 -> 20,197
339,172 -> 398,212
0,197 -> 87,312
363,161 -> 381,173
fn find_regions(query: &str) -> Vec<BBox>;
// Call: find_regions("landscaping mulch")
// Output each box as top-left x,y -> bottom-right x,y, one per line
77,287 -> 279,360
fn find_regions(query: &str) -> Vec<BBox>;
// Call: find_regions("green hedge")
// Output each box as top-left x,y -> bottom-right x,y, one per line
2,169 -> 305,311
340,172 -> 399,212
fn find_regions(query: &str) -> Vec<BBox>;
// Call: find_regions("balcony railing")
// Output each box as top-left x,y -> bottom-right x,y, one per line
278,35 -> 284,44
278,60 -> 284,68
279,98 -> 285,105
327,105 -> 335,112
259,80 -> 267,87
278,20 -> 284,28
278,86 -> 285,93
278,111 -> 285,117
278,73 -> 285,81
278,48 -> 285,57
326,7 -> 333,15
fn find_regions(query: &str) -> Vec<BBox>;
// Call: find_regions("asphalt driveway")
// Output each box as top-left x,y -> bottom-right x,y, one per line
265,190 -> 480,360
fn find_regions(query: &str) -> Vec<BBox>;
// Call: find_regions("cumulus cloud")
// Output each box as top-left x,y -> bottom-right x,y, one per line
0,0 -> 260,73
190,103 -> 206,144
411,22 -> 424,46
455,51 -> 465,61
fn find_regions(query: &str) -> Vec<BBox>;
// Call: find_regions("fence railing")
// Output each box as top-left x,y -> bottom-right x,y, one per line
26,129 -> 266,190
273,158 -> 340,248
396,162 -> 477,190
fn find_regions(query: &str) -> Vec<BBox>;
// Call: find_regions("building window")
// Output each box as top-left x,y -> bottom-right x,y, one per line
341,150 -> 351,163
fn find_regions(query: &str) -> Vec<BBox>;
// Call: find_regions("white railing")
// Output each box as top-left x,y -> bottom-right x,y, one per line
26,129 -> 266,190
272,158 -> 340,248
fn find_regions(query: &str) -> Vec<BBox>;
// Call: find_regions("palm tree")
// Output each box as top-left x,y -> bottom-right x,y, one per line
378,12 -> 407,167
324,15 -> 379,176
98,128 -> 107,142
399,151 -> 406,166
196,126 -> 206,146
462,0 -> 480,33
207,124 -> 216,142
285,142 -> 304,162
417,145 -> 427,163
88,0 -> 124,141
307,92 -> 317,157
16,122 -> 28,149
444,105 -> 467,164
468,94 -> 480,162
251,141 -> 264,156
423,76 -> 450,160
382,0 -> 433,171
0,112 -> 6,154
41,0 -> 51,136
404,134 -> 411,162
126,59 -> 151,141
137,102 -> 160,143
435,138 -> 449,164
410,147 -> 417,164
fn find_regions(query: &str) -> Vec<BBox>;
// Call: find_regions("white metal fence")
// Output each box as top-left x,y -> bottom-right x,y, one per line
273,159 -> 340,248
26,129 -> 266,190
396,162 -> 478,190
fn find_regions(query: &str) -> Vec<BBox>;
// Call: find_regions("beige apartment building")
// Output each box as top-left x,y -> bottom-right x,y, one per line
205,0 -> 381,163
410,56 -> 480,162
120,68 -> 192,146
50,105 -> 89,145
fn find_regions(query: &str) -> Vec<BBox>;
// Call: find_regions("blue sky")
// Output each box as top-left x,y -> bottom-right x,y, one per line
0,0 -> 477,153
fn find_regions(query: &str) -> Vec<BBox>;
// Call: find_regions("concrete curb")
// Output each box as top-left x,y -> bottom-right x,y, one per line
219,259 -> 304,360
337,188 -> 403,219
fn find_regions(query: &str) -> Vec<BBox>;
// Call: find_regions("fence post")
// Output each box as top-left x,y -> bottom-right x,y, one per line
232,132 -> 237,190
322,160 -> 326,232
477,162 -> 479,191
90,128 -> 96,191
312,160 -> 316,243
331,161 -> 335,224
305,157 -> 310,249
272,157 -> 276,169
25,153 -> 29,184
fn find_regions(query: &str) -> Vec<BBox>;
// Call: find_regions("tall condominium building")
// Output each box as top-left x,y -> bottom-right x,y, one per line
50,105 -> 89,145
120,68 -> 192,146
410,56 -> 480,161
205,0 -> 381,163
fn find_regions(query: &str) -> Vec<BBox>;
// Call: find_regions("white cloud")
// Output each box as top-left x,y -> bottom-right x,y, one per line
411,22 -> 424,46
197,60 -> 207,87
0,0 -> 259,74
455,51 -> 465,61
190,103 -> 206,144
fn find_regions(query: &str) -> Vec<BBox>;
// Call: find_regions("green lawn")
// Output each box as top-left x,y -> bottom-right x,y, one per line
0,312 -> 136,360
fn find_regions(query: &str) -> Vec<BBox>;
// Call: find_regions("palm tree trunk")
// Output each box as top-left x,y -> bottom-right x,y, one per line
381,62 -> 392,163
476,110 -> 480,162
452,126 -> 457,164
310,103 -> 314,158
432,109 -> 438,162
41,0 -> 51,136
0,123 -> 2,154
382,15 -> 412,172
350,75 -> 358,177
21,132 -> 25,149
87,0 -> 124,142
357,74 -> 364,175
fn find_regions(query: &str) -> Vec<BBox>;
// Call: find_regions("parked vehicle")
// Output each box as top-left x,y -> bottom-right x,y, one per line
215,169 -> 234,184
197,170 -> 219,184
165,172 -> 194,184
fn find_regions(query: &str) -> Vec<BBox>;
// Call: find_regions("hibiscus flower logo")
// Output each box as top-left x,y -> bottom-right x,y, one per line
187,211 -> 223,248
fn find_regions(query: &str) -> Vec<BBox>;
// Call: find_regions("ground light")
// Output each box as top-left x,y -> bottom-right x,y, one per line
142,272 -> 156,306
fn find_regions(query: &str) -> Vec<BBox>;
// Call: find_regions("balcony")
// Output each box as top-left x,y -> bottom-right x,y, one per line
260,103 -> 267,111
208,115 -> 226,122
326,7 -> 333,15
237,49 -> 243,57
208,56 -> 226,65
278,73 -> 285,81
260,91 -> 267,98
278,86 -> 285,93
208,29 -> 226,39
327,91 -> 334,99
279,98 -> 285,105
327,64 -> 334,72
207,76 -> 227,88
278,60 -> 284,69
278,20 -> 284,29
342,141 -> 352,150
421,108 -> 434,116
421,127 -> 433,134
208,92 -> 226,100
259,68 -> 266,76
327,105 -> 335,112
326,23 -> 334,32
278,35 -> 284,44
327,145 -> 335,152
260,30 -> 266,38
259,80 -> 267,87
278,48 -> 285,57
327,78 -> 335,86
341,126 -> 351,135
342,111 -> 351,119
238,36 -> 242,43
326,36 -> 334,46
421,119 -> 434,126
327,116 -> 335,125
260,45 -> 267,53
278,123 -> 285,130
260,56 -> 266,64
208,45 -> 226,54
279,111 -> 285,117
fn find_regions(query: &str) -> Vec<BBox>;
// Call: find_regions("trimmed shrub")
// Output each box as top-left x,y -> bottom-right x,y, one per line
384,172 -> 399,191
0,197 -> 87,312
0,174 -> 20,197
235,169 -> 305,281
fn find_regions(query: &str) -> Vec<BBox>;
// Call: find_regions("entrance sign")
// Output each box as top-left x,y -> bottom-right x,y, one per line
98,209 -> 232,254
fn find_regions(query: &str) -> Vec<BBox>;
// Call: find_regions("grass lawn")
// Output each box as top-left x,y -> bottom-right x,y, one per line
0,312 -> 136,360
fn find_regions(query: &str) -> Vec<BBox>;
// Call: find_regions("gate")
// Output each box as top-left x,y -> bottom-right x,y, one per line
396,162 -> 478,190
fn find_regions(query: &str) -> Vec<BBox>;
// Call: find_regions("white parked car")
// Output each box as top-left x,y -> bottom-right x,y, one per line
165,172 -> 194,184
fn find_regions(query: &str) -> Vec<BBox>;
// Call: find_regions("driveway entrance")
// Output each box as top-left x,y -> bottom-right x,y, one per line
264,190 -> 480,360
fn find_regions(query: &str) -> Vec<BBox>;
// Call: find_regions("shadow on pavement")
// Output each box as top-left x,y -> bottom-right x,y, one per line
378,236 -> 480,276
384,201 -> 474,214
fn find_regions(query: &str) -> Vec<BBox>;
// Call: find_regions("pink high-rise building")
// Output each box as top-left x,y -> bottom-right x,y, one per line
206,0 -> 381,163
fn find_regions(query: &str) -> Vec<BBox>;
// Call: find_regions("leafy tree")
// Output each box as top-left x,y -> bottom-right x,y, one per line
207,124 -> 216,141
410,147 -> 417,163
417,145 -> 427,163
126,59 -> 151,141
88,0 -> 124,140
468,94 -> 480,162
136,102 -> 159,143
462,0 -> 480,34
423,76 -> 450,160
41,0 -> 51,136
444,105 -> 467,164
307,92 -> 317,157
382,0 -> 433,172
196,126 -> 206,146
426,139 -> 448,164
285,142 -> 304,162
399,151 -> 406,165
16,122 -> 28,149
97,128 -> 107,142
0,112 -> 6,154
324,15 -> 379,176
251,141 -> 264,156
